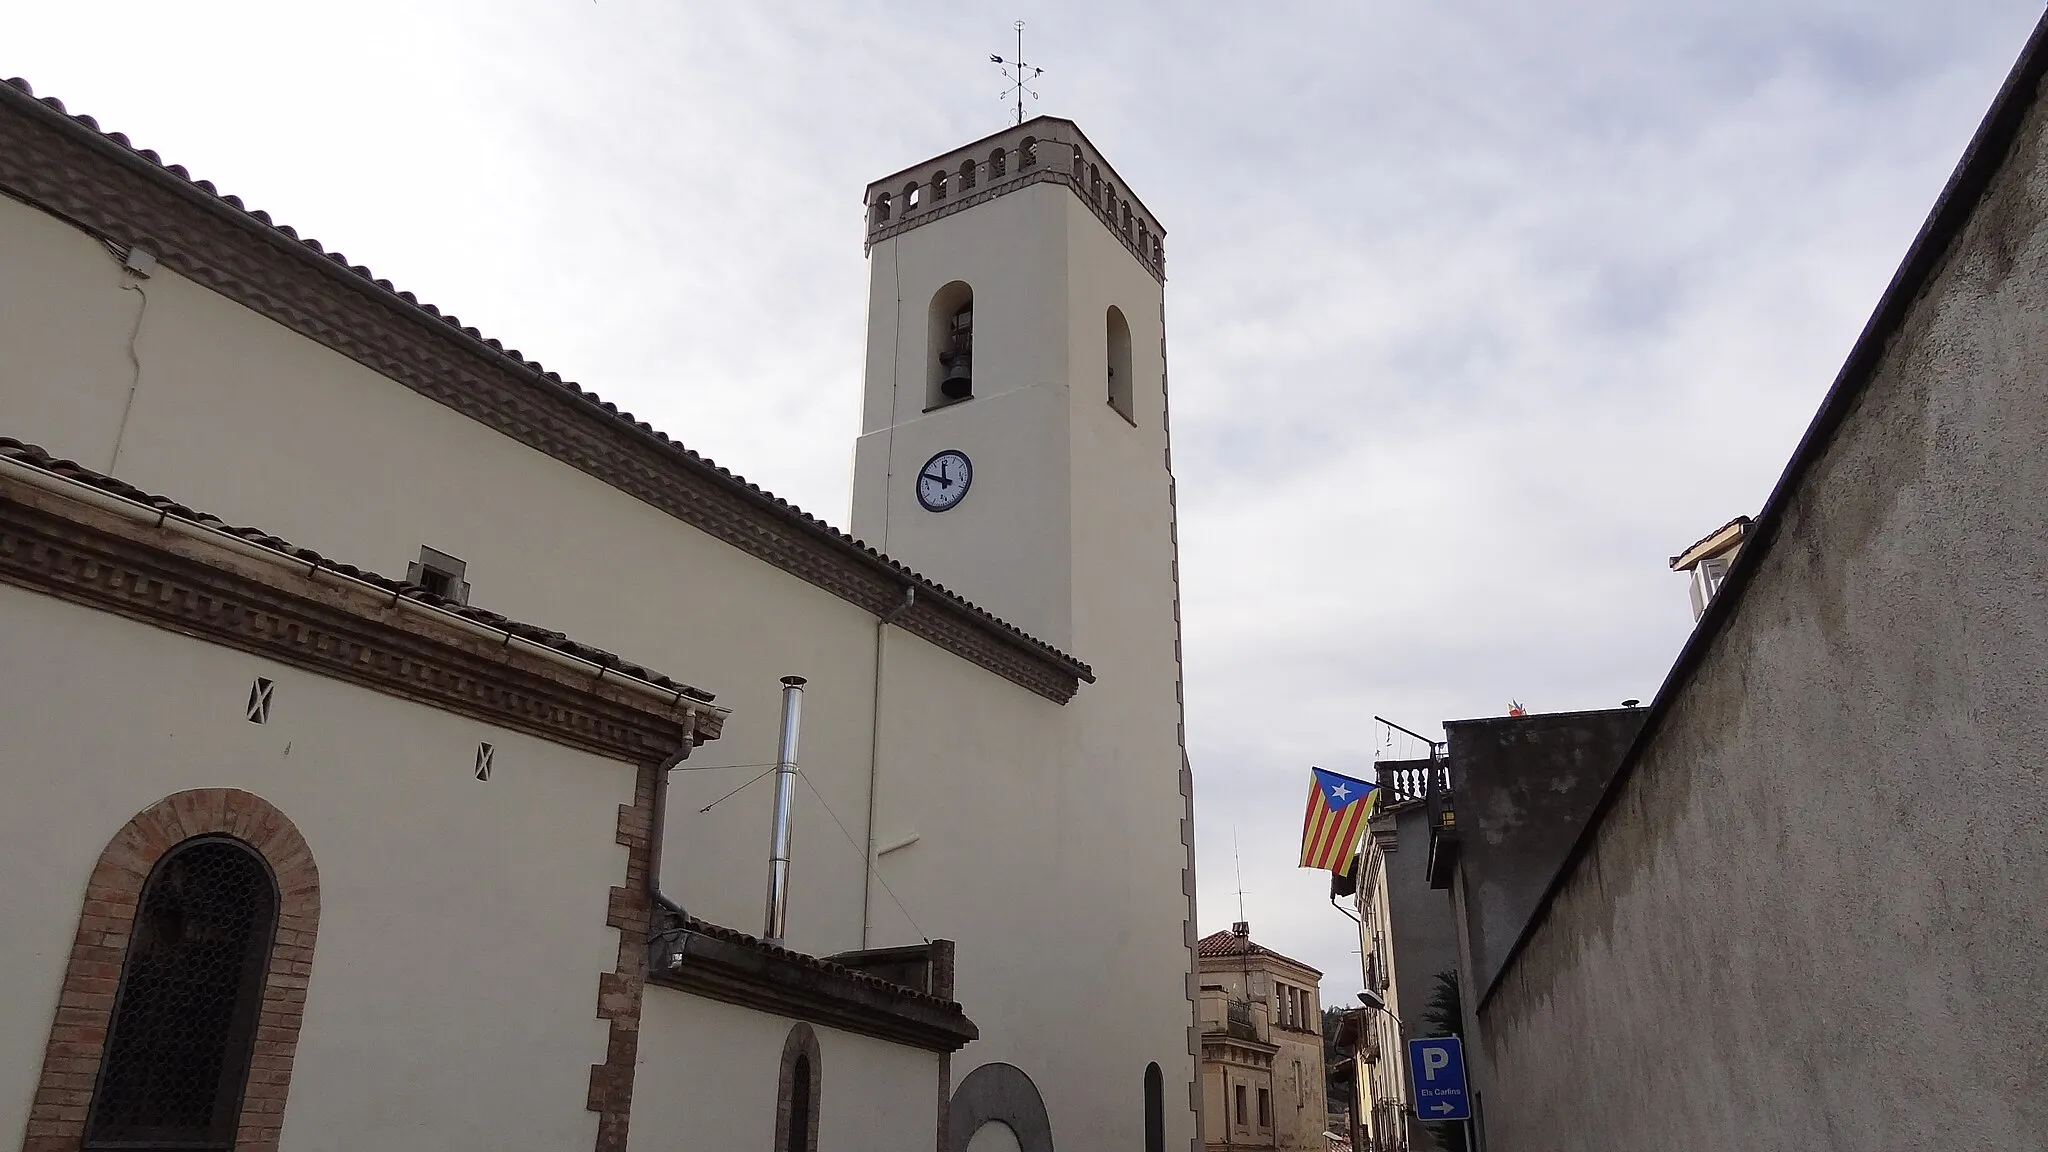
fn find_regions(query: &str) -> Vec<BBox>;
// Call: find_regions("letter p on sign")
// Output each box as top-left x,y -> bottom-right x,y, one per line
1422,1047 -> 1449,1078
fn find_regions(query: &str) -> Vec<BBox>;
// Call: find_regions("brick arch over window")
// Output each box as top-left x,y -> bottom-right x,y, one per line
23,788 -> 320,1152
773,1022 -> 822,1152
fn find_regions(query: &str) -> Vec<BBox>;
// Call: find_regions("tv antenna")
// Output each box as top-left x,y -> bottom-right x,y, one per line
1233,825 -> 1247,923
991,20 -> 1043,125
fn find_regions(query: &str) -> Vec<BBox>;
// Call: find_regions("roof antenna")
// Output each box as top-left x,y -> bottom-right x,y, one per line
1232,825 -> 1249,935
990,20 -> 1043,125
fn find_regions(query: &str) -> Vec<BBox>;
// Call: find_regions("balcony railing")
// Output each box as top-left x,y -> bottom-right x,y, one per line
1224,998 -> 1258,1041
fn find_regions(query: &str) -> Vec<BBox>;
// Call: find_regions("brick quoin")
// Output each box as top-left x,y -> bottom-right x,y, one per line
587,761 -> 659,1152
21,789 -> 320,1152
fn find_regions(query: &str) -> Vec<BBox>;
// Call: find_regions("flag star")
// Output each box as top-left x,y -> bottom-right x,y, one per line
1329,783 -> 1350,800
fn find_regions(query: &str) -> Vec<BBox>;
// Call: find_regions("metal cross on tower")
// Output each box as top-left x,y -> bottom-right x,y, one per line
990,20 -> 1043,125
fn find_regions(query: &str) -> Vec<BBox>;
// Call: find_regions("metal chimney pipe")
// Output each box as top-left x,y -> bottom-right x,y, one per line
762,676 -> 807,946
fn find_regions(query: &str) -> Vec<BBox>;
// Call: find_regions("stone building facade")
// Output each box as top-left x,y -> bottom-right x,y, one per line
1197,926 -> 1328,1152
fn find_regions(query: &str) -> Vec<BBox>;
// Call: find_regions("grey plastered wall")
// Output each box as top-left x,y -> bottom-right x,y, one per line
1380,804 -> 1461,1037
1378,803 -> 1464,1152
1442,709 -> 1645,995
1474,45 -> 2048,1152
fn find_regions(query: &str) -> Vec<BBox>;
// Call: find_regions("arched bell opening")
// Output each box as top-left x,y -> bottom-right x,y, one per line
927,280 -> 975,409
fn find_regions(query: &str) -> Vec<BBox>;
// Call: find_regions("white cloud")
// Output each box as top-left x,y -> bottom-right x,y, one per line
6,0 -> 2040,995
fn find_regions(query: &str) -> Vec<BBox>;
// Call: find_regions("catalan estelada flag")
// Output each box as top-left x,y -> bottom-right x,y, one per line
1299,768 -> 1379,872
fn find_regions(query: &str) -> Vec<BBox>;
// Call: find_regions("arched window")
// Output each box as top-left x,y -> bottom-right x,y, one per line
871,192 -> 892,226
1121,200 -> 1133,236
960,157 -> 978,191
933,170 -> 949,202
1021,136 -> 1038,168
86,835 -> 278,1147
905,181 -> 921,211
1070,145 -> 1084,178
1089,163 -> 1101,202
928,280 -> 975,408
1107,305 -> 1134,424
775,1023 -> 822,1152
990,147 -> 1007,177
1143,1062 -> 1164,1152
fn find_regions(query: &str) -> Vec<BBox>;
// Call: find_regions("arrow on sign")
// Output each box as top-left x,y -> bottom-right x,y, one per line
1430,1102 -> 1455,1115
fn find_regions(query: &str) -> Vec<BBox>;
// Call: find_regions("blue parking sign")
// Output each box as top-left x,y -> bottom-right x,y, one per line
1407,1036 -> 1470,1122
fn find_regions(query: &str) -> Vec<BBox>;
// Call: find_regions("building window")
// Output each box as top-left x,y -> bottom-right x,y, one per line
85,836 -> 278,1149
1234,1083 -> 1247,1127
1144,1062 -> 1163,1152
1258,1087 -> 1272,1128
406,545 -> 470,604
927,281 -> 975,408
1107,305 -> 1134,424
774,1023 -> 821,1152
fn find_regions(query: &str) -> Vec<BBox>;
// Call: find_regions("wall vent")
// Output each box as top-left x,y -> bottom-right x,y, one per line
245,678 -> 274,724
474,742 -> 494,781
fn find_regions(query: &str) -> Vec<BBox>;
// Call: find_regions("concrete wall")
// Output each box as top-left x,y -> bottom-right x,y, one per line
1441,709 -> 1644,996
633,993 -> 939,1151
1474,59 -> 2048,1152
0,584 -> 631,1151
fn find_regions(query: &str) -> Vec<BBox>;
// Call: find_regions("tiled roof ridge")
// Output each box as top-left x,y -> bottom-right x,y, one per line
0,76 -> 1091,688
0,436 -> 715,703
676,914 -> 964,1012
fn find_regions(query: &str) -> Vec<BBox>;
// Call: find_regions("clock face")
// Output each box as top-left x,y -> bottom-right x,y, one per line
916,450 -> 973,512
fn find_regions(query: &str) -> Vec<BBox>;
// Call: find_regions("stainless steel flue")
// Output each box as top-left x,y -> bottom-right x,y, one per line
762,675 -> 806,946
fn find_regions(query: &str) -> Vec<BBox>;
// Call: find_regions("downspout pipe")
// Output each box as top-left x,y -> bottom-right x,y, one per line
861,585 -> 917,947
762,676 -> 807,946
649,733 -> 693,919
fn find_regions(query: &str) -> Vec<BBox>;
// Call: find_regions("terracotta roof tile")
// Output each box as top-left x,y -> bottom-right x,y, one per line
1196,929 -> 1321,976
0,437 -> 715,703
673,914 -> 963,1011
0,76 -> 1091,690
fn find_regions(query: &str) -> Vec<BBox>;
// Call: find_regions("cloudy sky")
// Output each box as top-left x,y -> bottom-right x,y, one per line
9,0 -> 2042,994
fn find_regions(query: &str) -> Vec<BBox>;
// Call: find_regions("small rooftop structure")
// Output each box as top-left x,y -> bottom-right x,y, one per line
1671,515 -> 1752,621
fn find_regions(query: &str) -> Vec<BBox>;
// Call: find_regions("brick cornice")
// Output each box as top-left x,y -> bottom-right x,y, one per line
0,80 -> 1088,705
0,474 -> 716,764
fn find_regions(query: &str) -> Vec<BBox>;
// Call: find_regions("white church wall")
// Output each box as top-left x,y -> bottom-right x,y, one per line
0,191 -> 887,955
1055,186 -> 1202,1144
0,127 -> 1198,1152
632,992 -> 939,1151
0,583 -> 633,1151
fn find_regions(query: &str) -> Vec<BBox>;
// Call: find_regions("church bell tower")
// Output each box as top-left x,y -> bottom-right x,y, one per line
850,118 -> 1171,656
849,119 -> 1196,1152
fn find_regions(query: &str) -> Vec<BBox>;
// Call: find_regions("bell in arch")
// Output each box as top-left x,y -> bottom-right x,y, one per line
940,354 -> 973,400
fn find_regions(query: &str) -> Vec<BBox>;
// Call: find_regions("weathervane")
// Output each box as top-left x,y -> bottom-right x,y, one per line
990,20 -> 1043,125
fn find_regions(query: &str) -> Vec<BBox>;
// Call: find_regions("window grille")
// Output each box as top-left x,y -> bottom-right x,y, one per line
785,1055 -> 811,1152
86,836 -> 277,1150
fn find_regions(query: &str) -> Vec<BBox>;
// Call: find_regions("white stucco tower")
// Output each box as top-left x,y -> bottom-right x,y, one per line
852,119 -> 1200,1152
